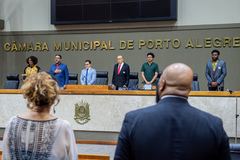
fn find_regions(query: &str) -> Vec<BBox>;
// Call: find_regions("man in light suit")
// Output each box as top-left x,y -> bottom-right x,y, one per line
114,63 -> 230,160
80,60 -> 96,85
112,55 -> 130,90
49,54 -> 69,89
205,50 -> 227,91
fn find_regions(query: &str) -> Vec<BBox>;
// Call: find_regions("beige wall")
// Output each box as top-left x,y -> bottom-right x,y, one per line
0,24 -> 240,90
0,0 -> 240,31
0,0 -> 240,90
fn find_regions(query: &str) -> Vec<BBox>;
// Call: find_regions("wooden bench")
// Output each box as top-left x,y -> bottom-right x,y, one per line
78,153 -> 110,160
0,150 -> 110,160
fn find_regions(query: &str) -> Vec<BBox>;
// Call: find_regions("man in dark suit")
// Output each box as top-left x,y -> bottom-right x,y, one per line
205,49 -> 227,91
114,63 -> 230,160
49,54 -> 69,89
112,55 -> 130,90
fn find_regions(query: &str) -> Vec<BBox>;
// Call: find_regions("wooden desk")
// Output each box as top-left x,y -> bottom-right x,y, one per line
0,89 -> 239,96
0,89 -> 238,137
66,85 -> 113,90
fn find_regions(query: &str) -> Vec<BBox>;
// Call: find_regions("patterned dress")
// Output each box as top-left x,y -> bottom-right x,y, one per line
2,116 -> 78,160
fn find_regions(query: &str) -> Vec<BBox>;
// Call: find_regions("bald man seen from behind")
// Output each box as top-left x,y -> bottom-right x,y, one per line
114,63 -> 231,160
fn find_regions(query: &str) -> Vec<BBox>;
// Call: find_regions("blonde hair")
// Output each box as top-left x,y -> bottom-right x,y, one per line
21,72 -> 60,109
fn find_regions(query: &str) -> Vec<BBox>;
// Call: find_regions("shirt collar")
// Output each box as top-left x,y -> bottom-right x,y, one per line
161,95 -> 188,100
147,62 -> 153,65
119,62 -> 124,66
29,64 -> 36,68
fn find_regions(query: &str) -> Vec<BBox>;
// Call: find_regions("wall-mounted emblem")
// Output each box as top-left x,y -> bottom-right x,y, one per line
74,100 -> 90,125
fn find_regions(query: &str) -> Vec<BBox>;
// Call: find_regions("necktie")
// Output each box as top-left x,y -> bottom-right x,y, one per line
118,64 -> 121,75
85,69 -> 88,85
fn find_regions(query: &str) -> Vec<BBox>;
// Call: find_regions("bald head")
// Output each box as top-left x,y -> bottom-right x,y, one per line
158,63 -> 193,99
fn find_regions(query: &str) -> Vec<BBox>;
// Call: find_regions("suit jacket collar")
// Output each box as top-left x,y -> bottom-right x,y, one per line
118,62 -> 124,67
210,59 -> 221,66
86,67 -> 92,71
215,59 -> 220,71
158,96 -> 189,104
55,63 -> 64,67
161,95 -> 187,100
117,62 -> 124,74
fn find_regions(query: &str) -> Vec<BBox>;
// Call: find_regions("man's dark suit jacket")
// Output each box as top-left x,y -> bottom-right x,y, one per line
112,62 -> 130,89
114,97 -> 231,160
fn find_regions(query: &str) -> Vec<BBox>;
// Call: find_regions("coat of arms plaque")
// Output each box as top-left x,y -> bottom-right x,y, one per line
74,100 -> 90,125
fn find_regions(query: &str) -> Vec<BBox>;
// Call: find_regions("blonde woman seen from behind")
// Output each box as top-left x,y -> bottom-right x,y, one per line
2,72 -> 78,160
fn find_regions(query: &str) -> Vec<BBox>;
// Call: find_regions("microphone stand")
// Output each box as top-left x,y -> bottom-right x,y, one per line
230,91 -> 239,143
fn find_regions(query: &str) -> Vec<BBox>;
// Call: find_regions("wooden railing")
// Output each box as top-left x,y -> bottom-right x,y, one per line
0,89 -> 240,96
78,154 -> 110,160
0,137 -> 117,145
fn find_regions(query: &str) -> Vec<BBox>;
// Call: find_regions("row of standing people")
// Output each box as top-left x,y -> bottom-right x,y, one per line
24,49 -> 227,91
23,53 -> 159,90
3,63 -> 231,159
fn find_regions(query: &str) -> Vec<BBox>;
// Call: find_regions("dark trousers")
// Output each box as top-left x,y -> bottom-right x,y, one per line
208,86 -> 224,91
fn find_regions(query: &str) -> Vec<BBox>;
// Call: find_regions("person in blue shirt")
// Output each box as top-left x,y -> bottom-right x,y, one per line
80,60 -> 96,85
49,54 -> 69,89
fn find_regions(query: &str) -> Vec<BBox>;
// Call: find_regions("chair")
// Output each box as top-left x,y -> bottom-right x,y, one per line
95,71 -> 108,85
230,143 -> 240,160
155,71 -> 163,85
128,72 -> 139,88
68,73 -> 78,85
191,73 -> 200,91
4,74 -> 19,89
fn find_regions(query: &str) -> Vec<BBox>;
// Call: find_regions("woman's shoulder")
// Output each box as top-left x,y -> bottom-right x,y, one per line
36,65 -> 41,70
56,119 -> 72,128
55,119 -> 74,134
24,65 -> 30,69
9,116 -> 18,122
6,116 -> 21,127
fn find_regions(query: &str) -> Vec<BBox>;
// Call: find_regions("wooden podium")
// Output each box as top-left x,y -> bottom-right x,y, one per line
66,85 -> 113,90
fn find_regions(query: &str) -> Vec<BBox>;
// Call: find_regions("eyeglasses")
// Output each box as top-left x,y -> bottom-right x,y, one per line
85,64 -> 89,65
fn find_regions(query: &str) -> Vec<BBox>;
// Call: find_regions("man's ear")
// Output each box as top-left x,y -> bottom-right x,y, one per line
156,79 -> 165,103
159,79 -> 165,91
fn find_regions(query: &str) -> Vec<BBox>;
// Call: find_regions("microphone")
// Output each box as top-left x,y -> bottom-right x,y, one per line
226,89 -> 234,94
